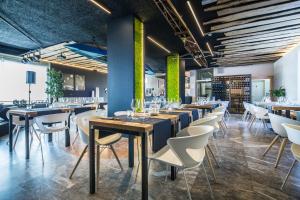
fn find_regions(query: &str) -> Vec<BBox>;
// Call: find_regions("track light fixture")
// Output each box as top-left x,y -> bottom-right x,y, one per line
88,0 -> 111,15
147,36 -> 171,54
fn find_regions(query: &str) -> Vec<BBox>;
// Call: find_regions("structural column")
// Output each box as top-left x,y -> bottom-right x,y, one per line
166,54 -> 185,102
107,16 -> 144,116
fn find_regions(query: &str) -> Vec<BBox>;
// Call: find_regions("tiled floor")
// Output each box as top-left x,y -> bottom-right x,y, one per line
1,115 -> 300,199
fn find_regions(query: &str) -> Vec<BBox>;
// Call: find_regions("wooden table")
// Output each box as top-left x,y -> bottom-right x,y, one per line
184,104 -> 216,117
272,105 -> 300,118
8,106 -> 94,159
89,114 -> 181,200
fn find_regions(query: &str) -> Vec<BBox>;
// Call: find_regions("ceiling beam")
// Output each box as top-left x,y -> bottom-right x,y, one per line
210,8 -> 300,31
204,1 -> 300,25
211,13 -> 300,33
216,0 -> 292,17
220,37 -> 300,50
204,0 -> 259,12
224,18 -> 300,37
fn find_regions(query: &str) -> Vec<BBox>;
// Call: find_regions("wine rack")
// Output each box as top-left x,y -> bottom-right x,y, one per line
212,75 -> 251,113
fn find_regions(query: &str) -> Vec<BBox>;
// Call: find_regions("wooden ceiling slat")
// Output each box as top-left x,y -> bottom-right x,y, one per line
211,13 -> 300,33
224,18 -> 300,37
211,8 -> 300,31
204,1 -> 300,25
205,0 -> 258,12
219,31 -> 300,45
216,0 -> 292,17
221,38 -> 300,50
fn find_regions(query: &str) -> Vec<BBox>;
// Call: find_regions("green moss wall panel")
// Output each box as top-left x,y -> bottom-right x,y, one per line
167,54 -> 180,101
134,18 -> 144,110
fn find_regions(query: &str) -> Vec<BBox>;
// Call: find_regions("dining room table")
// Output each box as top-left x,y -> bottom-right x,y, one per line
271,105 -> 300,118
88,111 -> 192,200
184,102 -> 220,117
8,106 -> 95,159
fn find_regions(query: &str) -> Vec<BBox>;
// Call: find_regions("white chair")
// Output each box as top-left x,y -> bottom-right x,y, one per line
281,124 -> 300,189
207,111 -> 226,136
252,106 -> 269,135
242,102 -> 251,121
69,111 -> 123,183
34,112 -> 70,164
178,123 -> 219,182
6,111 -> 38,149
149,125 -> 214,200
263,113 -> 300,167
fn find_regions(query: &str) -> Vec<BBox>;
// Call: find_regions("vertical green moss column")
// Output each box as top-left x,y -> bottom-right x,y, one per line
134,18 -> 144,111
167,53 -> 180,101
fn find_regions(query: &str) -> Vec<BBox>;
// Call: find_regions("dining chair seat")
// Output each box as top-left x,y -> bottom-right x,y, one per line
291,144 -> 300,161
95,132 -> 122,146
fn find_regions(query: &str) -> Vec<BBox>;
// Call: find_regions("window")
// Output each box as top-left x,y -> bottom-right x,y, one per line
0,54 -> 49,103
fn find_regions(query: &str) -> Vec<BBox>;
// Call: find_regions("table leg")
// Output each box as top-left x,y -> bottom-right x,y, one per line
128,135 -> 135,168
89,126 -> 96,194
48,123 -> 53,142
202,109 -> 206,118
286,110 -> 291,118
170,123 -> 177,180
141,132 -> 148,200
65,114 -> 71,147
25,115 -> 30,159
9,114 -> 13,152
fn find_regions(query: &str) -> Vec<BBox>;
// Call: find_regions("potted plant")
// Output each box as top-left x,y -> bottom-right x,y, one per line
45,68 -> 64,103
271,86 -> 286,102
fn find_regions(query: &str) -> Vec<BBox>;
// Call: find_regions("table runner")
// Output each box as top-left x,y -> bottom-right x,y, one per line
107,115 -> 172,152
159,111 -> 190,129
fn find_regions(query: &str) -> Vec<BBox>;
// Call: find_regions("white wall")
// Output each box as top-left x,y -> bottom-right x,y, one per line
273,45 -> 300,101
213,63 -> 274,79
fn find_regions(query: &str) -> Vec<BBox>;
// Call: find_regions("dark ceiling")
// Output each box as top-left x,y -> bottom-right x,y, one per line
0,0 -> 217,71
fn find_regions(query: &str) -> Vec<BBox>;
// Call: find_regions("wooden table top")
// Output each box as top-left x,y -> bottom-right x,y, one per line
89,116 -> 154,133
184,104 -> 214,109
135,112 -> 179,123
8,106 -> 94,117
272,105 -> 300,111
160,109 -> 193,117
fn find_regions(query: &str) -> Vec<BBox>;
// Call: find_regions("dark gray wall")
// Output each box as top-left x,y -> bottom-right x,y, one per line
107,16 -> 134,117
52,64 -> 107,98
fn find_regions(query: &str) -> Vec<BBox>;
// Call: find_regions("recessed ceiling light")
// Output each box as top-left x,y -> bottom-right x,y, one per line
88,0 -> 111,15
147,36 -> 171,54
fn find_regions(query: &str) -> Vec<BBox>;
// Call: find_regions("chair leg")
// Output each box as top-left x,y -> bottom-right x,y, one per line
207,145 -> 220,168
13,126 -> 20,149
262,135 -> 280,157
69,145 -> 88,179
281,159 -> 297,190
110,145 -> 123,171
222,119 -> 227,129
205,148 -> 217,183
201,163 -> 214,199
72,126 -> 79,145
36,134 -> 44,165
183,170 -> 192,200
275,138 -> 288,168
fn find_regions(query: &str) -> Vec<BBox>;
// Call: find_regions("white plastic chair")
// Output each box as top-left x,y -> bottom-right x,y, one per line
281,124 -> 300,189
252,106 -> 269,135
207,111 -> 226,136
69,112 -> 123,183
6,111 -> 37,149
34,112 -> 70,164
149,125 -> 214,200
263,113 -> 300,167
242,102 -> 251,121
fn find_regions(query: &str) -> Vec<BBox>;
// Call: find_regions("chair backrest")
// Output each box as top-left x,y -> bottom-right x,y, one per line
168,125 -> 213,168
114,111 -> 128,116
248,104 -> 256,114
75,110 -> 108,144
253,106 -> 268,116
213,106 -> 226,113
208,112 -> 224,122
34,112 -> 70,133
282,123 -> 300,145
243,102 -> 249,111
269,113 -> 300,137
190,116 -> 217,127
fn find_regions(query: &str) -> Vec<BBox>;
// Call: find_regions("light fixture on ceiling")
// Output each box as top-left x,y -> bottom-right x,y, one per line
187,1 -> 214,57
88,0 -> 111,15
187,1 -> 204,37
206,42 -> 214,56
147,36 -> 171,54
57,53 -> 67,60
193,58 -> 201,66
